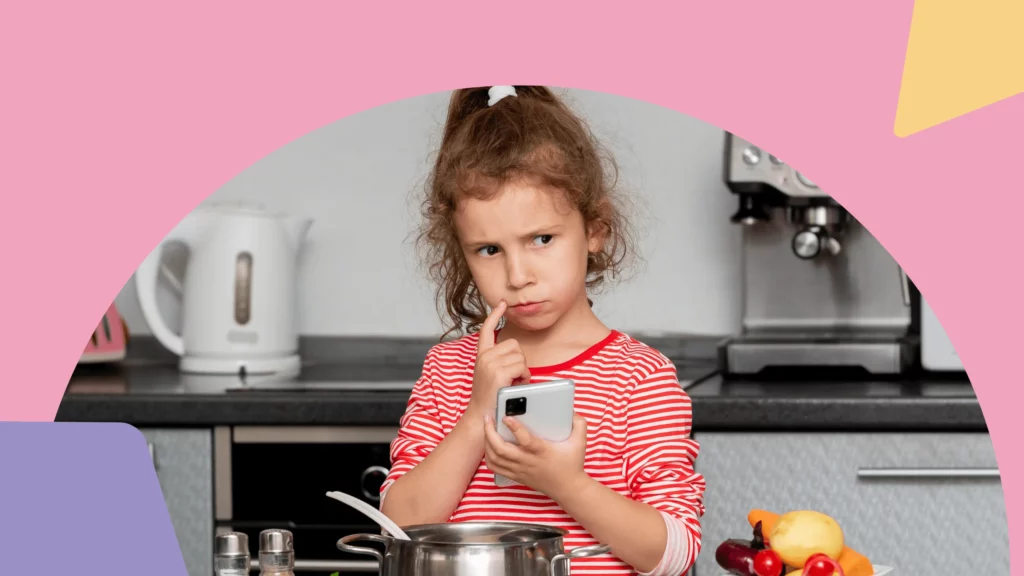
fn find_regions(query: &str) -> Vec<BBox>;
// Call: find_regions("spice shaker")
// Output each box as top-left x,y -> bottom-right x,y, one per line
214,532 -> 250,576
258,529 -> 296,576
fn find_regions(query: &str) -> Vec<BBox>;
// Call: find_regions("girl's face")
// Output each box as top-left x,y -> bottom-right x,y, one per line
455,182 -> 603,332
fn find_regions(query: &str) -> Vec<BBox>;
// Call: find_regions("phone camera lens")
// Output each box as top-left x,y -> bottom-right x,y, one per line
505,397 -> 527,417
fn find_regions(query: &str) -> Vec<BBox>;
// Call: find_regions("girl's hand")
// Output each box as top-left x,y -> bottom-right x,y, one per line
466,302 -> 530,420
483,412 -> 590,500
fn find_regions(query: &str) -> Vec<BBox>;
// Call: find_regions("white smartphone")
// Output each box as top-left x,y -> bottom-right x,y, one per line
493,378 -> 576,487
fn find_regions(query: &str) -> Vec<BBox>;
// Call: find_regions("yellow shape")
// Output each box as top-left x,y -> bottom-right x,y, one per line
894,0 -> 1024,137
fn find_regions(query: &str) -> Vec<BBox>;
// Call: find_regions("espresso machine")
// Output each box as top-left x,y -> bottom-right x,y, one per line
718,133 -> 916,376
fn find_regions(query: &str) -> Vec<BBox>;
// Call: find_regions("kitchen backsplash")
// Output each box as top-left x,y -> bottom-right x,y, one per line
114,88 -> 744,338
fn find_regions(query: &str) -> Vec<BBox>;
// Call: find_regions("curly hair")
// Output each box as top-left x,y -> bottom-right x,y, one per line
416,86 -> 640,340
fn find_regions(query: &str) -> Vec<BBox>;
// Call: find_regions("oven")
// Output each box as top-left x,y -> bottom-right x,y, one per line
214,426 -> 395,575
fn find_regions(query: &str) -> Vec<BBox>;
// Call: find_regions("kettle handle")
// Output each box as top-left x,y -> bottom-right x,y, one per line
134,217 -> 200,356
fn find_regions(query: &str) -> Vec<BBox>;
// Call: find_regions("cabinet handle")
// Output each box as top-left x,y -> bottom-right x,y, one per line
250,559 -> 378,572
147,442 -> 157,469
857,467 -> 1000,479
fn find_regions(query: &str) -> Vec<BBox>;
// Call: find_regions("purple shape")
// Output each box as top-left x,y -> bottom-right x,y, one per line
0,422 -> 187,575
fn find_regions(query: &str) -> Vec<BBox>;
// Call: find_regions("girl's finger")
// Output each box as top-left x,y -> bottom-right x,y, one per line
570,413 -> 588,441
486,459 -> 513,480
504,417 -> 538,452
477,302 -> 507,353
499,364 -> 531,387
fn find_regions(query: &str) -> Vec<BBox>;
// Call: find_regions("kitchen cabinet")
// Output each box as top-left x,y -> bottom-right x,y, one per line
139,428 -> 213,576
691,432 -> 1009,576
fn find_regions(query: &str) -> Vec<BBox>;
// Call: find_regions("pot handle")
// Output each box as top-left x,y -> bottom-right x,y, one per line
336,533 -> 391,564
550,543 -> 612,576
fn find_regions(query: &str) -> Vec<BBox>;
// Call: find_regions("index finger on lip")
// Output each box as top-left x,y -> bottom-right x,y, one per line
478,301 -> 507,352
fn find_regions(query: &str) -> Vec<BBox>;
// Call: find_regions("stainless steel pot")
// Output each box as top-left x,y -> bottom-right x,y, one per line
336,521 -> 612,576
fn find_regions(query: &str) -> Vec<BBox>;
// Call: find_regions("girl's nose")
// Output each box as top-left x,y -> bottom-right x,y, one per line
505,251 -> 534,288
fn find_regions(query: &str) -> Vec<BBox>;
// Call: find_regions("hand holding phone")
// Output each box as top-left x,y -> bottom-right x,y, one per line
492,379 -> 576,487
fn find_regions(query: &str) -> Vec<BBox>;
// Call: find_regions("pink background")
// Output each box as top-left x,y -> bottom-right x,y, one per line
1,0 -> 1021,571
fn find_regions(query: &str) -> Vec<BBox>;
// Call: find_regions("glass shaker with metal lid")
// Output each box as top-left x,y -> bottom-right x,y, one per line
258,529 -> 296,576
214,532 -> 250,576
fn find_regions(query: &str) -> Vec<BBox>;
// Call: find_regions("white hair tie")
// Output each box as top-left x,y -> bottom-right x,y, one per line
488,86 -> 517,107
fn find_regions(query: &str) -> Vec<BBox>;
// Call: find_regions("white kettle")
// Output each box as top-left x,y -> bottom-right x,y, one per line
135,202 -> 313,376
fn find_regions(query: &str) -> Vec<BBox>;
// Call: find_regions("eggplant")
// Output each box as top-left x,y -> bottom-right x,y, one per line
715,538 -> 759,576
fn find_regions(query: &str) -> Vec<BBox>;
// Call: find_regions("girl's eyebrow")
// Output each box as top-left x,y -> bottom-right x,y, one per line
518,224 -> 563,239
462,224 -> 565,247
460,236 -> 494,249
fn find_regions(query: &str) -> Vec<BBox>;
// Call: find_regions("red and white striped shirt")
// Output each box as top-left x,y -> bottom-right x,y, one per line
381,330 -> 706,575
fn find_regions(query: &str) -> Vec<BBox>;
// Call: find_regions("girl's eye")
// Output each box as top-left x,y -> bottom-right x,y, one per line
533,235 -> 553,246
477,246 -> 500,257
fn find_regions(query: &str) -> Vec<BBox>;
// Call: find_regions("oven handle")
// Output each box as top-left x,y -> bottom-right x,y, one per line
250,558 -> 379,572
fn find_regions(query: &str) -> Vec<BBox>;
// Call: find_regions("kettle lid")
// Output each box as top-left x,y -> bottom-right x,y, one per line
199,200 -> 284,218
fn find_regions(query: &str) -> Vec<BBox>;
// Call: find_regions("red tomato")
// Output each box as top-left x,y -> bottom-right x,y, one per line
753,549 -> 783,576
802,553 -> 846,576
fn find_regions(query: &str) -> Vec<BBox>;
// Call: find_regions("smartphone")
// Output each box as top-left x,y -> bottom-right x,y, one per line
493,378 -> 576,487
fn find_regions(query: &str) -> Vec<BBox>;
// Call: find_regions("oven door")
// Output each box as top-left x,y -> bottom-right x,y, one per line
215,426 -> 397,575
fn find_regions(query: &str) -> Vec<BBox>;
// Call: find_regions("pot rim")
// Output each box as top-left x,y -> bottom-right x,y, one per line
384,521 -> 570,548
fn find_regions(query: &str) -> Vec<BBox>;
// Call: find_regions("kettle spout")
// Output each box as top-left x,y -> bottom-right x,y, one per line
286,217 -> 314,253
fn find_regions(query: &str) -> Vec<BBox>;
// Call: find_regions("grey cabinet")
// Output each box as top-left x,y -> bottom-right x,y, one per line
692,432 -> 1009,576
139,428 -> 214,576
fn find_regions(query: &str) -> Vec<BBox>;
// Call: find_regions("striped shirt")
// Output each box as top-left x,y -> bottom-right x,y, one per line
380,330 -> 706,575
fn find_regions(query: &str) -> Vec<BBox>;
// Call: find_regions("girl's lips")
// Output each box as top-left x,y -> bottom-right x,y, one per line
510,301 -> 545,315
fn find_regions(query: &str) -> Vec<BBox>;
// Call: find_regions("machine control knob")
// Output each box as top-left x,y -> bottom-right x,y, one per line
796,172 -> 818,188
792,228 -> 823,260
792,227 -> 842,259
742,146 -> 762,165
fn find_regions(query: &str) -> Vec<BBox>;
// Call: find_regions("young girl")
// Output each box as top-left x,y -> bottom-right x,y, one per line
379,86 -> 705,576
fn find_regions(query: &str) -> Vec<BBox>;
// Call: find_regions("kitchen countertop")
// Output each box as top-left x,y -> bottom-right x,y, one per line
56,338 -> 985,431
685,374 -> 983,431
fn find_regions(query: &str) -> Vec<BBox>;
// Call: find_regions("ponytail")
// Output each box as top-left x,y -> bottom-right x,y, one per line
439,86 -> 561,152
439,87 -> 490,153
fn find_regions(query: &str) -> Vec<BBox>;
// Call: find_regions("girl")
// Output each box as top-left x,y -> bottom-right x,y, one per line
380,86 -> 705,576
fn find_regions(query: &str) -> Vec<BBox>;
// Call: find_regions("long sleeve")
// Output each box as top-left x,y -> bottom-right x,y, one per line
622,359 -> 706,576
379,348 -> 446,504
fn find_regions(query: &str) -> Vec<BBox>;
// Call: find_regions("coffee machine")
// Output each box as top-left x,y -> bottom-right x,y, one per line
718,133 -> 915,376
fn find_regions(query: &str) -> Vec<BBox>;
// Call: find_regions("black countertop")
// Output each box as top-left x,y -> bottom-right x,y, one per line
684,374 -> 984,431
56,355 -> 985,432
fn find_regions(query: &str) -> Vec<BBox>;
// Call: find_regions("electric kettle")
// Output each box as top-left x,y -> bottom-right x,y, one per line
135,202 -> 313,375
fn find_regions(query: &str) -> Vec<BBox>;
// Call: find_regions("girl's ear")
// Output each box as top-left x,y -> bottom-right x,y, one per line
586,199 -> 611,254
587,228 -> 606,255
